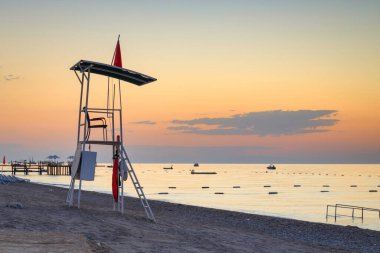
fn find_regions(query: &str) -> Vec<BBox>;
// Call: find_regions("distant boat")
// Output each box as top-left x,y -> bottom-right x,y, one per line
191,169 -> 217,175
193,163 -> 199,167
163,165 -> 173,170
267,164 -> 276,170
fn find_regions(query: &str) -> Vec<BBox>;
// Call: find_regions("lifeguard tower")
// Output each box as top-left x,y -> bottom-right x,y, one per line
66,38 -> 156,221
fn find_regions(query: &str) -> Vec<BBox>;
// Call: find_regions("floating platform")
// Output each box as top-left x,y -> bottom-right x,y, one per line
191,170 -> 217,175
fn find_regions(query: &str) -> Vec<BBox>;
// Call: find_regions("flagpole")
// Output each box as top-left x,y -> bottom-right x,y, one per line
108,35 -> 120,117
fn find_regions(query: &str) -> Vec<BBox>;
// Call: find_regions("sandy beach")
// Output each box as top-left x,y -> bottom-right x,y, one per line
0,182 -> 379,253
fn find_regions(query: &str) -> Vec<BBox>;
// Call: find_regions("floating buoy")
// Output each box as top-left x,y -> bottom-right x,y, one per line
158,192 -> 169,195
320,190 -> 329,193
202,186 -> 210,189
264,185 -> 271,188
233,186 -> 241,188
350,185 -> 357,187
268,192 -> 278,194
214,192 -> 224,195
294,185 -> 301,187
369,190 -> 378,193
168,187 -> 176,189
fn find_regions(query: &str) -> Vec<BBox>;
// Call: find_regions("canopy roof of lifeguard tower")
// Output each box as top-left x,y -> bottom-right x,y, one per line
70,60 -> 157,86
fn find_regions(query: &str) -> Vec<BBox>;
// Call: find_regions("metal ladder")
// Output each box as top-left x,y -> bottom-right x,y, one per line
120,145 -> 156,222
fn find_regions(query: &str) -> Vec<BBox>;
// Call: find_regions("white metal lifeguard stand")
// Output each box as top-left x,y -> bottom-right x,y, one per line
66,40 -> 157,221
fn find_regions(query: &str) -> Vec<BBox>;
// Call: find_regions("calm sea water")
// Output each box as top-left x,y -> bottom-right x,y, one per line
8,164 -> 380,231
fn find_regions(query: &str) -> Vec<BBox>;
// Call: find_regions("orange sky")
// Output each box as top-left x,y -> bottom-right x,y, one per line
0,1 -> 379,163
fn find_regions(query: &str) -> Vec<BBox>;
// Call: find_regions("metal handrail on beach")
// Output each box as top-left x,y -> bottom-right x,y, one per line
326,204 -> 380,221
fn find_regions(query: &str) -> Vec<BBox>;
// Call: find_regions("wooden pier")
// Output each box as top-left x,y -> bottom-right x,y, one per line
46,164 -> 71,175
1,163 -> 71,176
11,163 -> 45,175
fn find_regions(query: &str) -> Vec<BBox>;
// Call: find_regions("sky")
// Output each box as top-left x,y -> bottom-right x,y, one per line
0,0 -> 379,163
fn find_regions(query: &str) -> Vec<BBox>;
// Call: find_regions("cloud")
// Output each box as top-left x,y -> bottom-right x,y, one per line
130,120 -> 156,125
170,110 -> 338,136
4,74 -> 20,81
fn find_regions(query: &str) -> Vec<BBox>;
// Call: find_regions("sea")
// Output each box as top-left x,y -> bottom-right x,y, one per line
6,163 -> 380,231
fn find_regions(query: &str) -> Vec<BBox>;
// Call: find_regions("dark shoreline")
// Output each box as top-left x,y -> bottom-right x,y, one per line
0,182 -> 379,252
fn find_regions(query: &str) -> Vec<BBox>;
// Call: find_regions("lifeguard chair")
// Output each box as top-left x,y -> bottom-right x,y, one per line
66,37 -> 156,221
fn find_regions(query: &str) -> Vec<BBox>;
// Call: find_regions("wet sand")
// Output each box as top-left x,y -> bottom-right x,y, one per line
0,182 -> 379,253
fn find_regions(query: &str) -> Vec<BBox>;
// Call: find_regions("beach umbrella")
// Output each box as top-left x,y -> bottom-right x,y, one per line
67,155 -> 74,163
47,155 -> 60,162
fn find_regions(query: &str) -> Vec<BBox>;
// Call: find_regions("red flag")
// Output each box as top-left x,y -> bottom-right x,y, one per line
113,39 -> 122,68
2,156 -> 5,165
112,155 -> 119,202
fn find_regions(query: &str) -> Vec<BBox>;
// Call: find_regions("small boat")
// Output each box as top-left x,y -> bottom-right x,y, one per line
163,165 -> 173,170
193,163 -> 199,167
191,169 -> 217,175
267,164 -> 276,170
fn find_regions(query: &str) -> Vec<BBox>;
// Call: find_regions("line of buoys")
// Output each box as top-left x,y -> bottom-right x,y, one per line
264,185 -> 271,188
168,187 -> 176,189
159,192 -> 169,195
369,190 -> 378,193
233,186 -> 240,188
202,186 -> 210,189
268,192 -> 278,194
294,185 -> 301,187
214,192 -> 224,195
